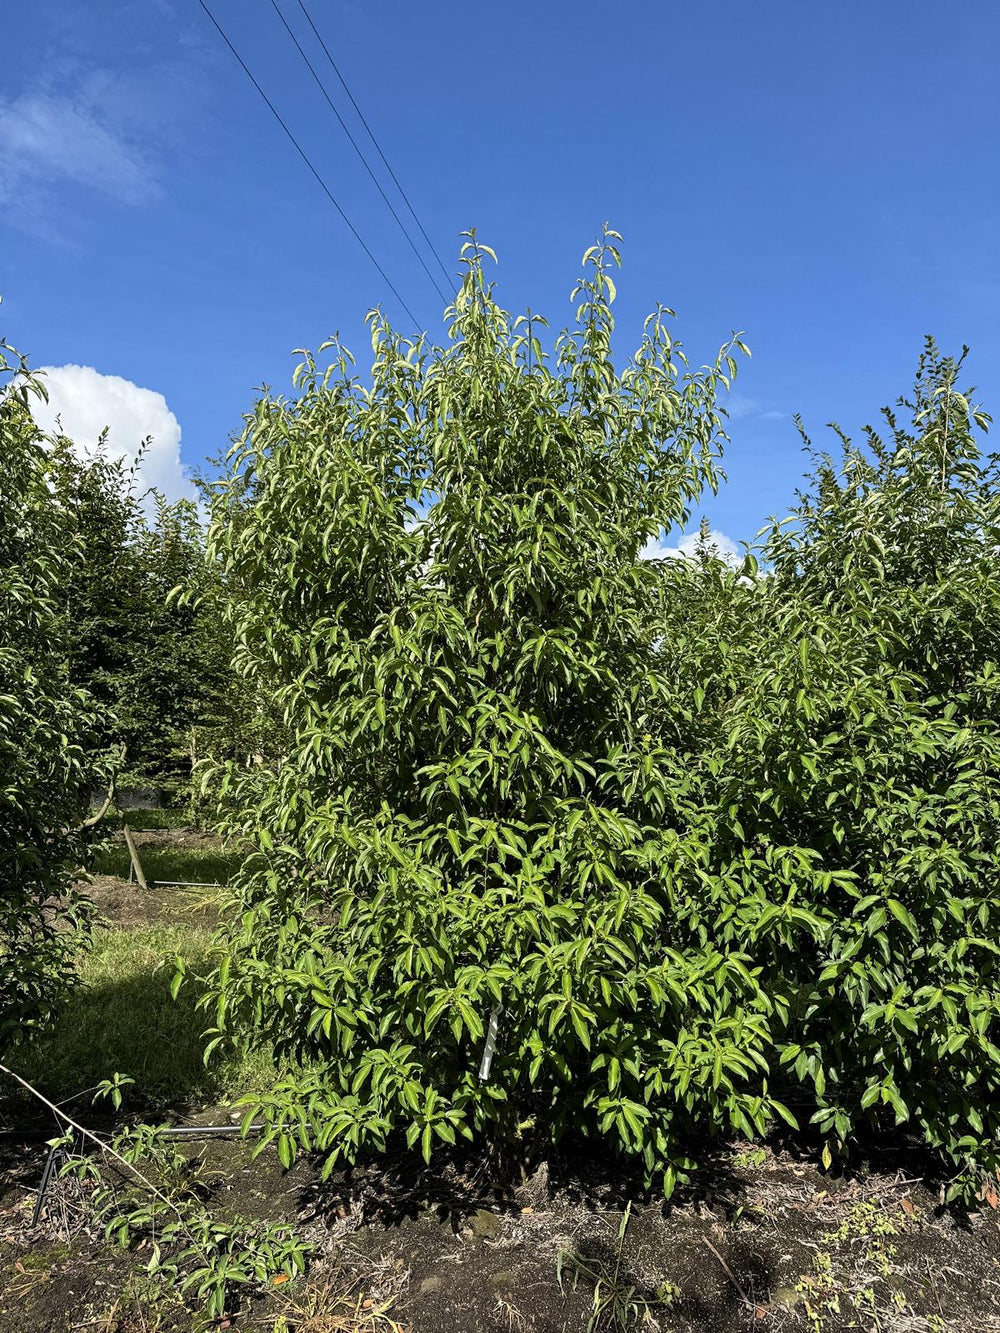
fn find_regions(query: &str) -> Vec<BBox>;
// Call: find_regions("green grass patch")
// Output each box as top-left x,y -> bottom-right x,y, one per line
5,920 -> 275,1115
101,807 -> 194,831
93,843 -> 243,886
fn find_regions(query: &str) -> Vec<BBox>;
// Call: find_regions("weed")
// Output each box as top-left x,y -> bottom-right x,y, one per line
733,1146 -> 769,1170
493,1296 -> 529,1331
795,1198 -> 920,1331
85,1271 -> 192,1333
556,1203 -> 677,1332
57,1115 -> 311,1322
266,1270 -> 407,1332
1,1242 -> 70,1307
796,1250 -> 840,1332
825,1199 -> 906,1282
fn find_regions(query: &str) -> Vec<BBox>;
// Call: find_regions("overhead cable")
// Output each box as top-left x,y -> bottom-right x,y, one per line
194,0 -> 420,326
294,0 -> 454,290
268,0 -> 449,306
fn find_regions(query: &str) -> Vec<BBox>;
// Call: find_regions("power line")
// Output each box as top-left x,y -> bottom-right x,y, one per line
294,0 -> 453,291
194,0 -> 421,326
266,0 -> 449,306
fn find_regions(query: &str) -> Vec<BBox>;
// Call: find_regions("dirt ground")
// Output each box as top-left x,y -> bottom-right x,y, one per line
85,824 -> 235,927
5,1115 -> 1000,1331
4,842 -> 1000,1332
83,873 -> 216,929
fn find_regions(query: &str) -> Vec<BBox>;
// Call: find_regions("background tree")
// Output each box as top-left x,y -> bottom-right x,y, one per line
47,442 -> 237,806
0,334 -> 96,1045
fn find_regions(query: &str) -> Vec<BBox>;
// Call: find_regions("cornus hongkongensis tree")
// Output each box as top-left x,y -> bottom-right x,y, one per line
727,341 -> 1000,1199
202,233 -> 1000,1202
201,230 -> 757,1195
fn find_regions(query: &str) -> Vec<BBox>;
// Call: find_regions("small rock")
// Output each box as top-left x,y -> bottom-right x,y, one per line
468,1208 -> 502,1241
771,1287 -> 802,1309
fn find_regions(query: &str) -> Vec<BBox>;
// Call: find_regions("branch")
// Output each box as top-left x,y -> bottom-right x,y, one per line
701,1235 -> 753,1309
80,771 -> 118,831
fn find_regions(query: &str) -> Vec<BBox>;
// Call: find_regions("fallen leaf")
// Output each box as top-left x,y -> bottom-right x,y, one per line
900,1197 -> 915,1215
521,1206 -> 534,1214
15,1260 -> 25,1274
755,1305 -> 768,1319
272,1273 -> 290,1286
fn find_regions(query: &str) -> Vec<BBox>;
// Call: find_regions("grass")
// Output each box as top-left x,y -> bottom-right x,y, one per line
92,843 -> 243,886
556,1202 -> 678,1332
3,908 -> 274,1117
102,807 -> 195,831
265,1270 -> 408,1333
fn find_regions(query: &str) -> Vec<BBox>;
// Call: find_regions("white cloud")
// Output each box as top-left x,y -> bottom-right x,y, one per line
0,93 -> 158,208
32,364 -> 193,504
641,528 -> 741,566
727,395 -> 762,421
727,395 -> 787,424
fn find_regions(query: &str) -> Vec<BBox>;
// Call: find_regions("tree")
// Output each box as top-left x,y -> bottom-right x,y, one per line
721,340 -> 1000,1195
129,494 -> 234,804
200,222 -> 1000,1198
47,441 -> 234,805
46,441 -> 146,774
203,230 -> 755,1191
0,334 -> 96,1045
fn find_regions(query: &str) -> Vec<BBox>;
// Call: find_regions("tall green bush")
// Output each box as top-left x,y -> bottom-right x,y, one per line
204,232 -> 758,1191
641,342 -> 1000,1197
728,341 -> 1000,1193
205,236 -> 1000,1199
0,336 -> 95,1044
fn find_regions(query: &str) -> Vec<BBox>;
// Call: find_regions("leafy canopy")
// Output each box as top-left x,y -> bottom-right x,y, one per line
47,442 -> 236,804
0,334 -> 95,1044
738,341 -> 1000,1193
205,234 -> 1000,1202
204,230 -> 751,1190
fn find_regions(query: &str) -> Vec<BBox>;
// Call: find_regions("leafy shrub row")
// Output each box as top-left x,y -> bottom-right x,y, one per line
201,234 -> 1000,1201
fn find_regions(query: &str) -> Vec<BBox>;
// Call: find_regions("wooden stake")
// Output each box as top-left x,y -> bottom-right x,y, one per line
121,822 -> 150,890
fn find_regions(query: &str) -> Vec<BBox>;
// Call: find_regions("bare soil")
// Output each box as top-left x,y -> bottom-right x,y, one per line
4,1123 -> 1000,1332
83,874 -> 209,929
4,853 -> 1000,1331
85,825 -> 231,928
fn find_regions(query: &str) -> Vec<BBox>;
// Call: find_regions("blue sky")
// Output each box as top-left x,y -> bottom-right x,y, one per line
2,0 -> 998,546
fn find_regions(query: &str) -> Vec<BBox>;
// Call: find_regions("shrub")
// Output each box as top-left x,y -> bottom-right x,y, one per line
0,334 -> 95,1044
725,341 -> 1000,1195
647,342 -> 1000,1197
205,233 -> 1000,1200
204,231 -> 753,1192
